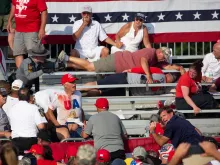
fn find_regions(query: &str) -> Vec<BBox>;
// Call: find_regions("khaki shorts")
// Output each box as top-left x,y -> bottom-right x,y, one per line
0,14 -> 15,31
13,32 -> 40,56
93,54 -> 116,72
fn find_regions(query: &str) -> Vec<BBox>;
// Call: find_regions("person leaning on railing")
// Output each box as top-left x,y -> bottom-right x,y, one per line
175,60 -> 219,115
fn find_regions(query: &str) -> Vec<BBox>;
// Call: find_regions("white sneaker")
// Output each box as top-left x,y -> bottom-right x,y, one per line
57,50 -> 66,62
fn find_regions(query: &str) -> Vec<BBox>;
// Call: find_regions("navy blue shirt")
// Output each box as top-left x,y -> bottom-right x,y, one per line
163,115 -> 203,148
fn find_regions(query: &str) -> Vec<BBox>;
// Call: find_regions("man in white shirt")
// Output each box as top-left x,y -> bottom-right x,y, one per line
33,89 -> 70,141
3,79 -> 23,116
202,42 -> 220,82
111,13 -> 151,54
8,88 -> 47,155
70,5 -> 122,62
46,74 -> 85,139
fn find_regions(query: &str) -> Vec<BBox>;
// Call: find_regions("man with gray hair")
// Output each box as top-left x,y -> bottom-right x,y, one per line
74,144 -> 96,165
58,47 -> 184,84
71,5 -> 122,62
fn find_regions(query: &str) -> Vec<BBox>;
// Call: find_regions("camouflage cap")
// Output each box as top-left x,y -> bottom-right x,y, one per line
160,47 -> 171,63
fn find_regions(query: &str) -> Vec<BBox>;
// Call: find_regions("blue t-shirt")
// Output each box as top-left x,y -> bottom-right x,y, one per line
164,115 -> 203,148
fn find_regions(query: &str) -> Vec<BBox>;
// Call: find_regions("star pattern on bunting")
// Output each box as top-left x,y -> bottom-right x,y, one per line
158,13 -> 165,21
212,11 -> 219,19
193,11 -> 201,20
105,14 -> 112,22
122,13 -> 129,21
51,15 -> 59,22
175,12 -> 183,20
48,9 -> 220,24
69,15 -> 77,23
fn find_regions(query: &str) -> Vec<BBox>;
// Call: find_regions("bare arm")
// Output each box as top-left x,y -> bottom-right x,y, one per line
72,24 -> 86,41
140,57 -> 153,83
151,133 -> 169,146
142,26 -> 151,48
104,37 -> 123,48
209,83 -> 217,92
81,131 -> 89,139
181,86 -> 200,114
46,108 -> 60,126
115,23 -> 131,42
72,17 -> 90,40
163,64 -> 185,75
7,4 -> 15,33
38,10 -> 47,40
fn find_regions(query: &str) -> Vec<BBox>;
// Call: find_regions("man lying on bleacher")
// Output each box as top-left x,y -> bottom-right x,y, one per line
58,47 -> 185,83
202,41 -> 220,82
80,67 -> 180,96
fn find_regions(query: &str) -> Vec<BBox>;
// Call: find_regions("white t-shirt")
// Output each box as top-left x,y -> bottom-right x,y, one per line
2,95 -> 19,116
49,90 -> 82,126
34,89 -> 61,113
202,52 -> 220,80
8,101 -> 47,138
72,19 -> 108,51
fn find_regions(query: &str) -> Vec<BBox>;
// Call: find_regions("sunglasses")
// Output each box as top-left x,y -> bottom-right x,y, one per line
136,18 -> 144,22
82,12 -> 91,15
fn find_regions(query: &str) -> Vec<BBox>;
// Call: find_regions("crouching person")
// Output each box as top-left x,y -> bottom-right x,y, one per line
46,74 -> 85,140
16,41 -> 64,92
7,88 -> 47,155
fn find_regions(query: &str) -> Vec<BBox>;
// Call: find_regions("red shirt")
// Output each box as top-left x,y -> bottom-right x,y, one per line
115,48 -> 157,73
176,72 -> 200,98
131,67 -> 163,74
12,0 -> 47,32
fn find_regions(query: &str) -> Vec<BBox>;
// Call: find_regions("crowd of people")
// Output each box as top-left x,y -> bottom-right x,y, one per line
1,0 -> 220,165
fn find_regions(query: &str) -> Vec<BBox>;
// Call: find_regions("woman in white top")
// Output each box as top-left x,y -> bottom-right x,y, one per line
111,13 -> 151,54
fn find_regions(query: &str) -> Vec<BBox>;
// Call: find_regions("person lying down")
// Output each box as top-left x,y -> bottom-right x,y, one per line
80,67 -> 180,96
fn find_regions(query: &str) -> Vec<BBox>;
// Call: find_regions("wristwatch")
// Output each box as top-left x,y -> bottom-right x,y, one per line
150,130 -> 156,134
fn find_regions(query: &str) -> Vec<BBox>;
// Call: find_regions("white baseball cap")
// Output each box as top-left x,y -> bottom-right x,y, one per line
12,79 -> 23,90
81,5 -> 92,13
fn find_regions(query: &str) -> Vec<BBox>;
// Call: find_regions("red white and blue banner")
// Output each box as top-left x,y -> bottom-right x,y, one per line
1,0 -> 220,45
44,0 -> 220,44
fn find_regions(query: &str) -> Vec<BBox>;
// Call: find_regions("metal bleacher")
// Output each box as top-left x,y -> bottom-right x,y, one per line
2,41 -> 220,136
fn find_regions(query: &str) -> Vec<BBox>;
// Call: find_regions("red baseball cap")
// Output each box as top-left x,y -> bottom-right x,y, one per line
66,145 -> 77,159
96,149 -> 111,163
61,74 -> 77,85
28,144 -> 44,155
95,98 -> 109,109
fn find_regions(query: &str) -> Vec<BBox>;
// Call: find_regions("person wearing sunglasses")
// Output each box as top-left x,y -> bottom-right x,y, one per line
71,5 -> 123,62
111,12 -> 151,54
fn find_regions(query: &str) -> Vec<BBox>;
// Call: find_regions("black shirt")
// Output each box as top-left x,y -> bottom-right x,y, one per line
164,115 -> 203,148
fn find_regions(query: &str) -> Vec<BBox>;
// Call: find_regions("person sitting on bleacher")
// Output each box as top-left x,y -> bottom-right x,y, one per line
80,67 -> 180,96
46,74 -> 85,139
202,41 -> 220,82
58,47 -> 185,84
71,5 -> 122,62
175,60 -> 219,115
111,12 -> 151,54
